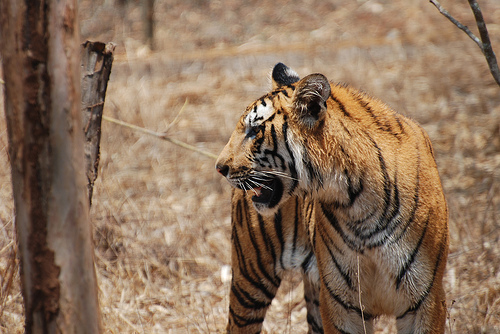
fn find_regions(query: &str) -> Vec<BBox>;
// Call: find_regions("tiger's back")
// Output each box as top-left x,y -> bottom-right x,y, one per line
217,63 -> 448,334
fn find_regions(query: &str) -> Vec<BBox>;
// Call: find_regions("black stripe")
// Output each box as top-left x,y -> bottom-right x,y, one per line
233,244 -> 275,300
233,197 -> 244,227
353,134 -> 399,242
303,145 -> 323,186
286,162 -> 299,195
232,223 -> 278,300
304,150 -> 317,182
265,113 -> 276,123
355,94 -> 402,140
390,141 -> 422,245
395,213 -> 430,289
360,170 -> 400,241
243,198 -> 281,288
304,291 -> 320,307
282,120 -> 299,194
231,282 -> 271,310
334,324 -> 353,334
307,313 -> 324,334
330,92 -> 352,119
317,223 -> 353,289
339,120 -> 352,137
338,144 -> 351,162
394,114 -> 405,136
369,136 -> 392,225
334,169 -> 363,209
262,124 -> 285,170
425,135 -> 435,158
322,273 -> 374,321
321,202 -> 362,253
372,139 -> 396,231
301,251 -> 314,272
252,126 -> 266,154
292,197 -> 300,259
257,214 -> 275,261
229,307 -> 264,328
346,172 -> 363,206
417,125 -> 435,158
396,235 -> 448,319
274,210 -> 286,270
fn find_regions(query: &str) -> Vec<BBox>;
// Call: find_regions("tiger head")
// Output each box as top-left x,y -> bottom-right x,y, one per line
216,63 -> 332,215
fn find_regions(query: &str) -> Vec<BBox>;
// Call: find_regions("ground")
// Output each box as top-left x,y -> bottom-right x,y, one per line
0,0 -> 499,333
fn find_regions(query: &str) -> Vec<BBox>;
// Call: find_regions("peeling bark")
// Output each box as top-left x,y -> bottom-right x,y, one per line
81,41 -> 115,207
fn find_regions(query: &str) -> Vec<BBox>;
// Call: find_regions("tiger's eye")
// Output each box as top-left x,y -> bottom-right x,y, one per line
246,126 -> 260,139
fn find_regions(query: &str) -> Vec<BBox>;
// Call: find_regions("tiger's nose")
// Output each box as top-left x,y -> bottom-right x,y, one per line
216,164 -> 229,177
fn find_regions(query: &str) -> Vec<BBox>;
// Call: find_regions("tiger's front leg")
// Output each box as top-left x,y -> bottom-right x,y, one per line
227,189 -> 282,333
227,189 -> 323,333
227,262 -> 280,333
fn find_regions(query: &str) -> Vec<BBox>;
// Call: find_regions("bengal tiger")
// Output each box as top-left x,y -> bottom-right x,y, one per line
216,63 -> 449,334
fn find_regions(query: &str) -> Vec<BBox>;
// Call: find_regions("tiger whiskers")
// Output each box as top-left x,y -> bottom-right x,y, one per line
247,179 -> 273,191
236,179 -> 251,192
247,172 -> 273,183
255,170 -> 298,182
233,169 -> 299,197
236,178 -> 260,196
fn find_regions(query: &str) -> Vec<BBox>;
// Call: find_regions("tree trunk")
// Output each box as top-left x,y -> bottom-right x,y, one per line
0,1 -> 102,333
81,41 -> 115,207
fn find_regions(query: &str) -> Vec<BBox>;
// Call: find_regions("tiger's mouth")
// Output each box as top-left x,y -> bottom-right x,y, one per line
247,177 -> 284,208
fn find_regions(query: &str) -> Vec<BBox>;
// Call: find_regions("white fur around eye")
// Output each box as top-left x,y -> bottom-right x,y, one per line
245,103 -> 274,128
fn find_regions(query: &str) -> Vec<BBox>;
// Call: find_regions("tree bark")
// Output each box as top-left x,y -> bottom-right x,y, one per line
0,1 -> 102,333
81,41 -> 115,207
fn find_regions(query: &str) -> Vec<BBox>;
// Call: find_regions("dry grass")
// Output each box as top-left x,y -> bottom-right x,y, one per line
1,0 -> 499,333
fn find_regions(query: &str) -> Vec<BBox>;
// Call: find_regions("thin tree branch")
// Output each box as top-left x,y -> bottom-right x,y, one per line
430,0 -> 482,49
430,0 -> 500,87
356,255 -> 368,334
102,115 -> 218,160
467,0 -> 500,86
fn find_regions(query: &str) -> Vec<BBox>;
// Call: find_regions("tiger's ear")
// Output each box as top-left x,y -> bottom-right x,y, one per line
272,63 -> 300,89
292,73 -> 331,129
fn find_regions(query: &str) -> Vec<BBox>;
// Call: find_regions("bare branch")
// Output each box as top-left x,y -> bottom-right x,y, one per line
102,115 -> 218,160
430,0 -> 500,87
356,255 -> 368,334
467,0 -> 500,86
430,0 -> 482,49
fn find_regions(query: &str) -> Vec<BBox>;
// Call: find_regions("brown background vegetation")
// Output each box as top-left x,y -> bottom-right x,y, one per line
1,0 -> 499,333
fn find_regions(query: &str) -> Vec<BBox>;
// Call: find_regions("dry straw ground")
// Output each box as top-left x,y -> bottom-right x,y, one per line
1,0 -> 499,333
